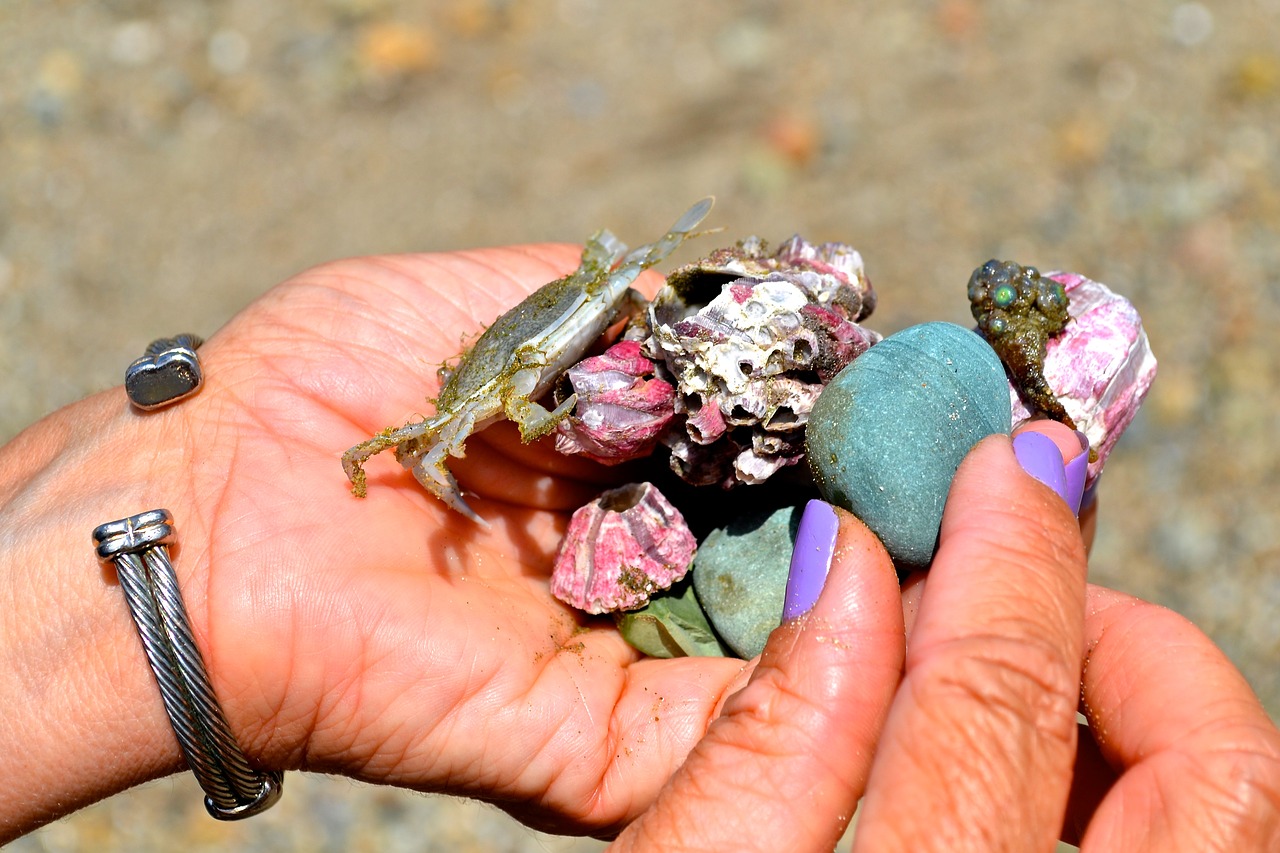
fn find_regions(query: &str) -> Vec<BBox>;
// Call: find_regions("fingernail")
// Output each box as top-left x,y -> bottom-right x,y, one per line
1080,476 -> 1100,512
1063,430 -> 1090,516
1012,431 -> 1070,508
783,499 -> 839,621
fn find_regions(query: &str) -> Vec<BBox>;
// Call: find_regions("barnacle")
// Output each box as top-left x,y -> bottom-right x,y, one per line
549,482 -> 697,614
1008,271 -> 1157,487
968,259 -> 1074,428
553,340 -> 677,464
645,237 -> 881,487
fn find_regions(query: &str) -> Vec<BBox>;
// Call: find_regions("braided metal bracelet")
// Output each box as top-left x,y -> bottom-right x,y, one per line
94,509 -> 283,819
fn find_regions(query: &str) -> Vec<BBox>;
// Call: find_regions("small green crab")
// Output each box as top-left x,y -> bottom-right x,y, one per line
967,258 -> 1074,428
342,198 -> 714,523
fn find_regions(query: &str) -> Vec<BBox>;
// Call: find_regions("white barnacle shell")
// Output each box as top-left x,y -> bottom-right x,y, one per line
651,276 -> 818,410
642,236 -> 881,488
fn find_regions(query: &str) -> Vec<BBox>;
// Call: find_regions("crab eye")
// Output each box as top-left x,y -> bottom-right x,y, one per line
992,284 -> 1017,307
987,314 -> 1008,335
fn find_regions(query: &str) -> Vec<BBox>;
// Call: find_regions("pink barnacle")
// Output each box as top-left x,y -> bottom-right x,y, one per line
1009,271 -> 1157,486
554,340 -> 677,464
800,302 -> 880,382
550,482 -> 697,615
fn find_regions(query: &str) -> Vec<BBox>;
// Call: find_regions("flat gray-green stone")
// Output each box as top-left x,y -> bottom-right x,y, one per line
692,504 -> 803,659
614,578 -> 730,659
806,322 -> 1012,567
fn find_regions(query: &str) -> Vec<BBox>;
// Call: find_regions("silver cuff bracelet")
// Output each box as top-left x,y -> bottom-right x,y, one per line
94,509 -> 283,819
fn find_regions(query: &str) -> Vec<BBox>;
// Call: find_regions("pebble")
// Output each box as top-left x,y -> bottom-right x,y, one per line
806,322 -> 1012,566
208,29 -> 251,75
356,22 -> 439,77
692,504 -> 802,659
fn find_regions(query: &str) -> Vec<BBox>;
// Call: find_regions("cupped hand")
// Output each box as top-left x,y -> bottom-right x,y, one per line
154,246 -> 750,833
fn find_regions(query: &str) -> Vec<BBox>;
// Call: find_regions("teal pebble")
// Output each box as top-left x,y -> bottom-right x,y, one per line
806,322 -> 1012,567
692,505 -> 802,659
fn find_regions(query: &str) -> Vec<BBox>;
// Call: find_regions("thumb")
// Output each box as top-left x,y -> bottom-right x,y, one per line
610,500 -> 904,852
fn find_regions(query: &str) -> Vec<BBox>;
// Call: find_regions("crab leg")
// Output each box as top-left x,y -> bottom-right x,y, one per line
342,198 -> 716,522
504,344 -> 577,442
623,196 -> 714,268
342,415 -> 447,497
406,408 -> 486,523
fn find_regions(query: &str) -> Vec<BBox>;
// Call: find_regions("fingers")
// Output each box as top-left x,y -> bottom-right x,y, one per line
611,502 -> 904,852
1010,419 -> 1090,518
895,421 -> 1094,640
1011,419 -> 1097,554
854,433 -> 1089,851
1069,585 -> 1280,850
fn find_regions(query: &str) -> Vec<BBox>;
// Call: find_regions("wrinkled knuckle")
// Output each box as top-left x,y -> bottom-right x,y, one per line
979,499 -> 1088,583
724,665 -> 838,757
915,633 -> 1080,746
1208,740 -> 1280,844
735,666 -> 825,732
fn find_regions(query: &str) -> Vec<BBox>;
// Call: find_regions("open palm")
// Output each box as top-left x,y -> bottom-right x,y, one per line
164,244 -> 750,836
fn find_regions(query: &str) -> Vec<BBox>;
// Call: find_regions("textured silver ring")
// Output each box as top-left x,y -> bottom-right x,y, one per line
93,509 -> 283,820
125,334 -> 205,410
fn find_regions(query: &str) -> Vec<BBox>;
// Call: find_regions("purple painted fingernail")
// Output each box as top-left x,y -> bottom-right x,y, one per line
1012,432 -> 1069,507
783,499 -> 839,621
1081,476 -> 1100,512
1062,431 -> 1090,516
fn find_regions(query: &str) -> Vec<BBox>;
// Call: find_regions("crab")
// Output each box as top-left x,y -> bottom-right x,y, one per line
341,198 -> 715,523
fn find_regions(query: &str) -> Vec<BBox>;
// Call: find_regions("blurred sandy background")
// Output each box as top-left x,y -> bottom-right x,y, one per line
3,1 -> 1278,850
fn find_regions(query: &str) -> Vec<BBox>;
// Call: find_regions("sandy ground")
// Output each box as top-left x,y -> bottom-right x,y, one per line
3,1 -> 1278,850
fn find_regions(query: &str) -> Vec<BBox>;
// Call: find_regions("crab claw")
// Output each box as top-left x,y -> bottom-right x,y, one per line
411,454 -> 488,526
405,409 -> 491,526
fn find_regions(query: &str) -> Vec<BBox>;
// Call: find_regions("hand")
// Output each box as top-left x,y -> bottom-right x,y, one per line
0,246 -> 749,838
612,427 -> 1280,850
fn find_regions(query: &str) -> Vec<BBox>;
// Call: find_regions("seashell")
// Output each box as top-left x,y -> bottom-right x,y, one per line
645,236 -> 882,488
553,340 -> 677,464
663,431 -> 741,488
806,322 -> 1012,567
550,482 -> 697,614
1010,271 -> 1157,487
691,504 -> 803,659
658,234 -> 876,322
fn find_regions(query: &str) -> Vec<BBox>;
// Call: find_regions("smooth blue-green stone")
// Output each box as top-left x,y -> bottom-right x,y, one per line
692,505 -> 803,659
806,322 -> 1012,567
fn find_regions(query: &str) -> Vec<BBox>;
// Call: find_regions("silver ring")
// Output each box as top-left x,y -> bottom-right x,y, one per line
125,334 -> 205,411
93,509 -> 284,820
